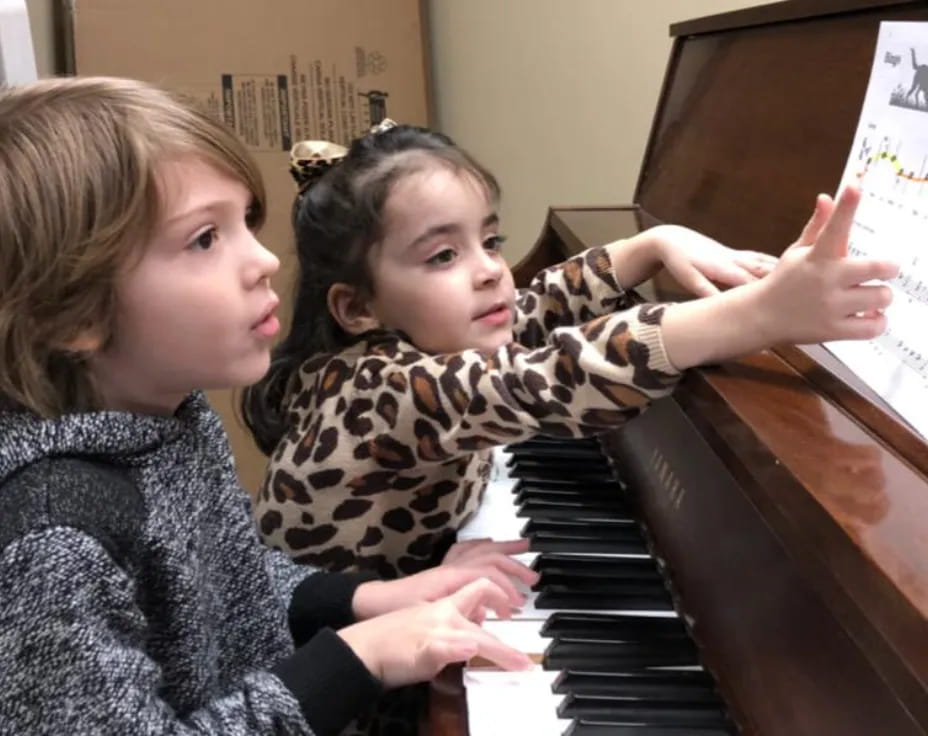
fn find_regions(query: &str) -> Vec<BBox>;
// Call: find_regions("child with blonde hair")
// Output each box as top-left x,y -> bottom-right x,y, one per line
0,78 -> 536,736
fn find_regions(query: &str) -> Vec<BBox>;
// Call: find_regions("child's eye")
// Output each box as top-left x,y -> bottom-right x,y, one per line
485,234 -> 507,252
245,202 -> 261,231
189,227 -> 218,251
427,248 -> 456,266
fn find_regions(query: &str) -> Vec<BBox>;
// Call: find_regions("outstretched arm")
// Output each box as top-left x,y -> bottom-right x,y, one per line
660,185 -> 897,369
513,229 -> 777,346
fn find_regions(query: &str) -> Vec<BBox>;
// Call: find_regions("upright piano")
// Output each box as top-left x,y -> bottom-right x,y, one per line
427,1 -> 928,734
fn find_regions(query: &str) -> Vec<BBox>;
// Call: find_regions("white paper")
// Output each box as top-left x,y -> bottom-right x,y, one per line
826,22 -> 928,438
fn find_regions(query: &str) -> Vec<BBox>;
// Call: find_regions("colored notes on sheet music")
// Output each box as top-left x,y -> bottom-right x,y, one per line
827,21 -> 928,439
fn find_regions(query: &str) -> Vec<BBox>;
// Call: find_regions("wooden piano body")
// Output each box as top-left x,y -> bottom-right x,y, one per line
429,1 -> 928,734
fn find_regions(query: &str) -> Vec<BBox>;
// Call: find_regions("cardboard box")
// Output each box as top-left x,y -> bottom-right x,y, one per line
65,0 -> 433,493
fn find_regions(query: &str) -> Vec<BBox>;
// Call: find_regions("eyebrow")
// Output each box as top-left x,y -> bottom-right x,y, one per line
407,213 -> 500,250
164,203 -> 222,228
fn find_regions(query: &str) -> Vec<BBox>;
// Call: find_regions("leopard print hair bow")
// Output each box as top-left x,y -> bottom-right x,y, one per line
289,118 -> 398,193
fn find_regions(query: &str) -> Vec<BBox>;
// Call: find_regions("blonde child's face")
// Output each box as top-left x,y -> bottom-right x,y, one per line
87,156 -> 280,414
365,166 -> 516,354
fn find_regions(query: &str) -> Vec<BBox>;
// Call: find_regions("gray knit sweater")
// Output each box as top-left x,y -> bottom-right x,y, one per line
0,393 -> 380,735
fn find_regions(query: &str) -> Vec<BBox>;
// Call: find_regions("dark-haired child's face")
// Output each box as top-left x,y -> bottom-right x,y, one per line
363,166 -> 516,354
86,156 -> 280,414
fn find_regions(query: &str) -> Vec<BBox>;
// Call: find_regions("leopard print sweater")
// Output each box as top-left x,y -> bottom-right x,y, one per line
257,245 -> 681,578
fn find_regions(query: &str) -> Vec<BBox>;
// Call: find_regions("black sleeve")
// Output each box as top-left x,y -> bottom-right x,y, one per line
273,627 -> 383,736
288,570 -> 379,645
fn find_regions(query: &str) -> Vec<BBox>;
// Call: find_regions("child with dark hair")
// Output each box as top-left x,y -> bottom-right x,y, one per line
242,122 -> 896,581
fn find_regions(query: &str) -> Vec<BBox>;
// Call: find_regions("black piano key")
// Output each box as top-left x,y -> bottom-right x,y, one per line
522,517 -> 636,534
552,670 -> 718,701
509,468 -> 617,484
515,489 -> 630,510
519,498 -> 633,520
513,479 -> 623,496
507,455 -> 615,474
562,720 -> 736,736
509,434 -> 599,448
540,612 -> 688,641
507,448 -> 610,462
543,637 -> 698,670
507,453 -> 612,469
536,589 -> 674,611
537,577 -> 669,598
505,442 -> 607,460
521,519 -> 646,554
557,694 -> 730,728
522,519 -> 649,554
533,554 -> 661,581
530,534 -> 649,555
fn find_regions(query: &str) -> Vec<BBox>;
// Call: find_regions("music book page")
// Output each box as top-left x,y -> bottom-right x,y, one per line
826,21 -> 928,439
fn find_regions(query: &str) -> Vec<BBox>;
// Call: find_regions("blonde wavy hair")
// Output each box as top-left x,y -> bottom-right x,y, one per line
0,76 -> 266,416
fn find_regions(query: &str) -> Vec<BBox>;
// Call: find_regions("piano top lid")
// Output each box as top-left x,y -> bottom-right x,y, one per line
633,0 -> 928,256
670,0 -> 913,37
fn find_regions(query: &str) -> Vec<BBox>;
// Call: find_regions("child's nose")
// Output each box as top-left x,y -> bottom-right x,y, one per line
247,235 -> 280,284
474,247 -> 504,286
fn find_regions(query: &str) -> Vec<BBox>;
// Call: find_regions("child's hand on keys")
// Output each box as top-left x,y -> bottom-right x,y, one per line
352,541 -> 539,621
340,579 -> 535,688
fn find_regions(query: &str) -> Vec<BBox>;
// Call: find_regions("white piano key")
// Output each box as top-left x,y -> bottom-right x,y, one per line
458,450 -> 522,541
463,668 -> 565,736
481,618 -> 548,654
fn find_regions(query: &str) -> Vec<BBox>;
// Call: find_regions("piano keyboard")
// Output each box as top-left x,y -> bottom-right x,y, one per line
458,437 -> 737,736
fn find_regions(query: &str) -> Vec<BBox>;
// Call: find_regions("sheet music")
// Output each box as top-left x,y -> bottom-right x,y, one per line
825,22 -> 928,439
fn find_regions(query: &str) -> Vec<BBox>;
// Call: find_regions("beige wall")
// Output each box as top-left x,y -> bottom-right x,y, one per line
24,0 -> 54,75
427,0 -> 769,264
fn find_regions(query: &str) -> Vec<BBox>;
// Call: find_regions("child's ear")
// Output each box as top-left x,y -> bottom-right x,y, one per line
327,282 -> 382,336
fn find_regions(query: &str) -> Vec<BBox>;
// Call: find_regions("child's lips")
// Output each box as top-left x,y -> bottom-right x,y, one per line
252,297 -> 281,337
475,304 -> 511,325
253,313 -> 280,338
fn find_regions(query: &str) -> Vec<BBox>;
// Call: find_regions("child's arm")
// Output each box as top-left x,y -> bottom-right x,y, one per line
512,245 -> 636,347
305,300 -> 680,464
0,528 -> 377,735
660,185 -> 896,369
0,529 -> 530,734
513,228 -> 776,347
283,539 -> 538,645
604,225 -> 777,297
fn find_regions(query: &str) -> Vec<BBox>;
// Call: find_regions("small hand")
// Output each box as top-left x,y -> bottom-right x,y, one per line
659,184 -> 900,370
755,184 -> 899,343
353,540 -> 539,621
651,224 -> 778,297
340,578 -> 535,688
